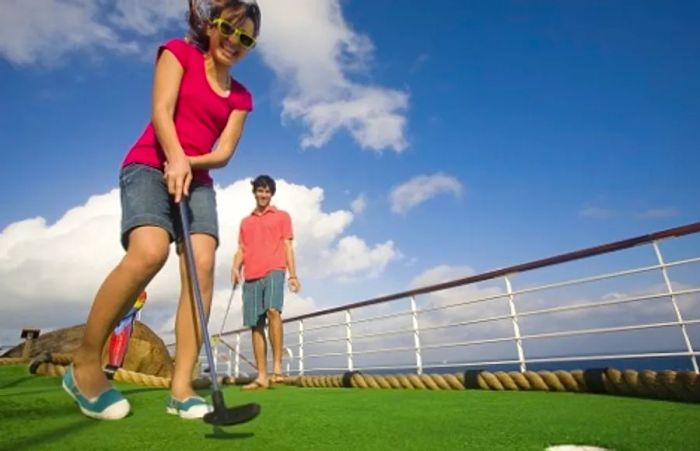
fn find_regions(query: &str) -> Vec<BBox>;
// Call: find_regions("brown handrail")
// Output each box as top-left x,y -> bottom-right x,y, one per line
220,221 -> 700,337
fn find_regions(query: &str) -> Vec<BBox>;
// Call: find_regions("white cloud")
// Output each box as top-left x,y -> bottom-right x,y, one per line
259,0 -> 409,152
635,207 -> 679,219
410,53 -> 430,73
578,206 -> 615,219
390,173 -> 463,215
281,86 -> 408,152
0,0 -> 141,65
350,194 -> 366,214
357,265 -> 700,370
0,178 -> 399,346
408,264 -> 505,318
319,236 -> 397,279
202,256 -> 700,373
219,179 -> 398,281
109,0 -> 184,35
579,206 -> 680,220
0,0 -> 409,152
317,264 -> 507,370
409,264 -> 474,290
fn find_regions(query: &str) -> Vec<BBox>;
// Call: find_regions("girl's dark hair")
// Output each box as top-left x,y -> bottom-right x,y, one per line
187,0 -> 261,51
251,175 -> 276,195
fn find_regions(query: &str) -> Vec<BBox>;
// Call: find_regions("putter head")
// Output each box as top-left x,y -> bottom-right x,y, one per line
204,402 -> 261,426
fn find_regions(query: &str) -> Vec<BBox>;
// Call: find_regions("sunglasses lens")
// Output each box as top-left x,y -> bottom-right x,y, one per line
219,21 -> 235,36
239,34 -> 255,48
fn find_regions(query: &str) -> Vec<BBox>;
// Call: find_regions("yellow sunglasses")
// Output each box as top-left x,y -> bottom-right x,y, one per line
210,18 -> 257,49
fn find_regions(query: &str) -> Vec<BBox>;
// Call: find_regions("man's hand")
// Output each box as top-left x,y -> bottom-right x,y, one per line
288,276 -> 300,293
231,267 -> 242,286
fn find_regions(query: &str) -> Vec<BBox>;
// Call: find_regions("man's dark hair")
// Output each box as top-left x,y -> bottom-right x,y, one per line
251,174 -> 276,195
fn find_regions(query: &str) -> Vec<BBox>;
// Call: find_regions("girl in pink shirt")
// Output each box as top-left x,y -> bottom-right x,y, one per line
63,0 -> 261,421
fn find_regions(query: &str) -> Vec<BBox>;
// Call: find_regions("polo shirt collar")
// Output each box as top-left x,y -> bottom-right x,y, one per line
251,205 -> 277,216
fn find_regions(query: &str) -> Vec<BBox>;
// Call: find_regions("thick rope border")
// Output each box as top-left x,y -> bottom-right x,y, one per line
292,369 -> 700,403
3,355 -> 698,403
24,353 -> 173,388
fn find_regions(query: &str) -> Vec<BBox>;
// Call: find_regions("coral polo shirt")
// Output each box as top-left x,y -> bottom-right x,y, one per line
239,206 -> 293,280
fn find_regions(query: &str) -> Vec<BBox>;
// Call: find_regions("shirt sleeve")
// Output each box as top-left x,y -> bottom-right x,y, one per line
281,212 -> 293,240
230,80 -> 254,112
238,221 -> 245,246
157,38 -> 192,70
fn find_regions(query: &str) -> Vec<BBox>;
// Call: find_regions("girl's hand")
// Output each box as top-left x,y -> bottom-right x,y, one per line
163,158 -> 191,203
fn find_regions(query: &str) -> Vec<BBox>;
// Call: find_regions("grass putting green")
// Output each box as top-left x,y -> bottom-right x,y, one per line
0,365 -> 698,450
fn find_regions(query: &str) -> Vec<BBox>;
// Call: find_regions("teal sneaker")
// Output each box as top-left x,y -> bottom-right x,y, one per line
166,395 -> 212,419
62,365 -> 130,420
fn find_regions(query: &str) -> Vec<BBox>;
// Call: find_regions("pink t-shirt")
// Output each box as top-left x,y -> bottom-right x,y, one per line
239,207 -> 294,280
122,39 -> 253,185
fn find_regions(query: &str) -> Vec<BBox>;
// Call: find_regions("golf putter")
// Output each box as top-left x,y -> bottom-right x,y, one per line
217,283 -> 238,339
178,200 -> 261,426
215,284 -> 258,370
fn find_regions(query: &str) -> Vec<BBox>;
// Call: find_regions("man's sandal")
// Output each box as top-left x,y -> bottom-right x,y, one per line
241,380 -> 269,391
271,373 -> 285,384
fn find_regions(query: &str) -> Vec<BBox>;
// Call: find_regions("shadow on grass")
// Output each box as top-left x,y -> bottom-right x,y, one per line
204,425 -> 254,440
121,387 -> 168,396
0,400 -> 86,420
0,376 -> 44,390
0,418 -> 96,449
0,387 -> 63,398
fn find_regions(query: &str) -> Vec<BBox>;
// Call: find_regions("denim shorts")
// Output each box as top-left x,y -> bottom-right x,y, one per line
242,270 -> 286,328
119,163 -> 219,250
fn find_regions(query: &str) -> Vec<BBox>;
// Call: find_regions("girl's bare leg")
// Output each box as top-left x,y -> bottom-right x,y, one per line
72,226 -> 170,398
171,233 -> 216,400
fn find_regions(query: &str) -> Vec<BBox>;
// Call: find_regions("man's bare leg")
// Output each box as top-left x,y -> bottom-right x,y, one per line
267,308 -> 284,380
242,324 -> 269,389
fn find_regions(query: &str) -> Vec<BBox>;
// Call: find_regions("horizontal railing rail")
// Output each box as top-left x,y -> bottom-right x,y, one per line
197,222 -> 700,378
221,221 -> 700,336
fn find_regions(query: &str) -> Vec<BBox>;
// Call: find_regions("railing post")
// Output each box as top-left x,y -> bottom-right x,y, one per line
213,342 -> 219,375
298,320 -> 305,376
410,296 -> 423,375
345,310 -> 354,371
504,275 -> 527,372
285,347 -> 293,376
227,347 -> 232,376
234,332 -> 241,378
653,240 -> 699,373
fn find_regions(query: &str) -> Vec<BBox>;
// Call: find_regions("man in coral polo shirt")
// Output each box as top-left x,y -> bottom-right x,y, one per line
232,175 -> 300,390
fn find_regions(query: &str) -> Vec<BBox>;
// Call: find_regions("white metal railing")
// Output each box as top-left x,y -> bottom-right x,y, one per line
210,222 -> 700,377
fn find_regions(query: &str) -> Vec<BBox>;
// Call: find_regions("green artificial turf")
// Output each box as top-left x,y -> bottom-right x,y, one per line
0,365 -> 698,450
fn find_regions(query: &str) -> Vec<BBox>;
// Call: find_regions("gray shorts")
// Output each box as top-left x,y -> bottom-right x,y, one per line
243,270 -> 285,328
119,163 -> 219,250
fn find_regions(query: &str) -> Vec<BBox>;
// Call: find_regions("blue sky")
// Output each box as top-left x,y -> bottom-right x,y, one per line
1,0 -> 699,346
